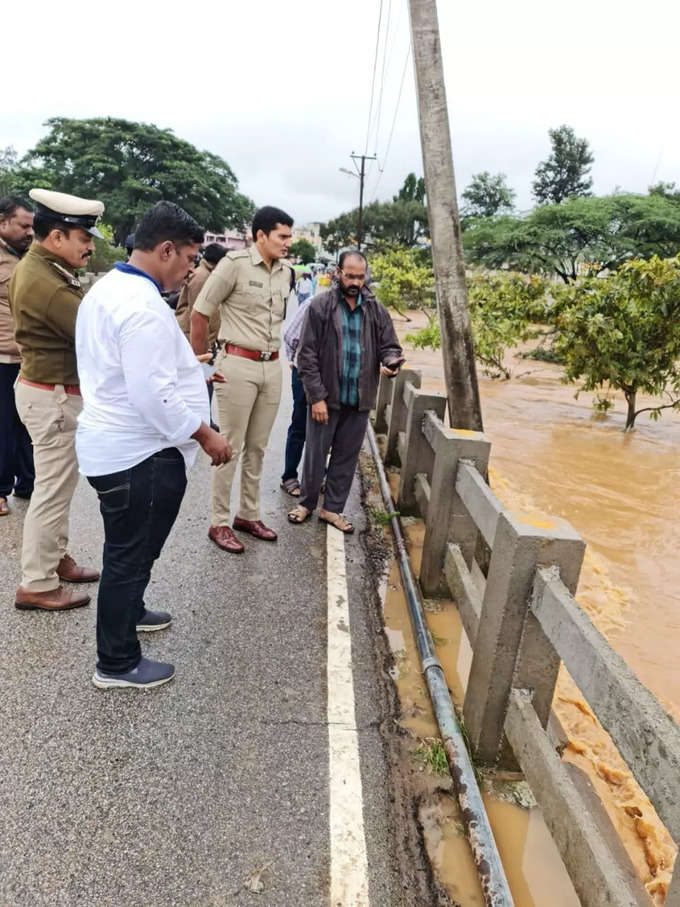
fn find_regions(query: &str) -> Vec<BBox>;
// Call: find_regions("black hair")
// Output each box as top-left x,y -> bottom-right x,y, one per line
338,250 -> 367,269
33,214 -> 72,241
202,242 -> 228,265
0,196 -> 32,220
252,205 -> 293,241
134,201 -> 204,251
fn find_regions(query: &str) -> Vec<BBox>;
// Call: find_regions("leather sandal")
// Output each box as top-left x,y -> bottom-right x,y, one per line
280,478 -> 302,497
0,496 -> 8,516
319,510 -> 354,534
288,505 -> 311,524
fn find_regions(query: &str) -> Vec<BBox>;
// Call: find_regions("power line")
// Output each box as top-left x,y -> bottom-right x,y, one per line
364,0 -> 384,156
371,0 -> 393,155
370,45 -> 411,200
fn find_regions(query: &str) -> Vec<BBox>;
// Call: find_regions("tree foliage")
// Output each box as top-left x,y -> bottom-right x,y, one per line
322,173 -> 428,253
0,146 -> 20,197
12,118 -> 255,245
289,238 -> 316,263
462,171 -> 515,218
370,247 -> 434,319
463,193 -> 680,282
394,172 -> 426,203
88,223 -> 126,273
532,125 -> 594,205
553,255 -> 680,430
406,271 -> 548,378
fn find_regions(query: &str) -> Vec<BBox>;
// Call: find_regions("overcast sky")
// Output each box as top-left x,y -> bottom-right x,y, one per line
3,0 -> 679,227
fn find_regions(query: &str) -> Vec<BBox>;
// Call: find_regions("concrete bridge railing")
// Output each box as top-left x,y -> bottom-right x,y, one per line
373,368 -> 680,907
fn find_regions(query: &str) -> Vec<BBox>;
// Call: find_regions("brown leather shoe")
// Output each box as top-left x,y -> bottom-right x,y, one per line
15,584 -> 91,611
57,554 -> 100,583
233,517 -> 278,541
208,525 -> 245,553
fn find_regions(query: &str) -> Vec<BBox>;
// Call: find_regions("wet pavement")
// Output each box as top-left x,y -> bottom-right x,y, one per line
0,329 -> 415,905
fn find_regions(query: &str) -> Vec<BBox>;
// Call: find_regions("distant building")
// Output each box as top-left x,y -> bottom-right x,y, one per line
203,228 -> 250,250
292,222 -> 324,252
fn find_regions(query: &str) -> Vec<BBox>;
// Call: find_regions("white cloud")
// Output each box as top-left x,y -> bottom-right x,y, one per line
2,0 -> 678,225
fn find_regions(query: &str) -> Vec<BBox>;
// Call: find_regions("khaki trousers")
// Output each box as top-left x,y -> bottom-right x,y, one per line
212,354 -> 282,525
14,381 -> 82,592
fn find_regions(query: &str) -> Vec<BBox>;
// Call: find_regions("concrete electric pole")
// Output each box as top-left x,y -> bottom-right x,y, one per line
408,0 -> 484,431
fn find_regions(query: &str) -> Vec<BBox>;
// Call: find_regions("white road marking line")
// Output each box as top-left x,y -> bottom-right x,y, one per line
326,525 -> 370,907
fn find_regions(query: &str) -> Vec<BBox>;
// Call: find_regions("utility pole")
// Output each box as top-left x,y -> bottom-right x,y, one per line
350,152 -> 376,252
408,0 -> 484,431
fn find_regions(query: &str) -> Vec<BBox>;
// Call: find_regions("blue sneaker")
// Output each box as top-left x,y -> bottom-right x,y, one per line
92,656 -> 175,690
136,608 -> 172,632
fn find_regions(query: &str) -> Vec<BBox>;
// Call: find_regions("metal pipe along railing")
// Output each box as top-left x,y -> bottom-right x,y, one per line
366,422 -> 514,907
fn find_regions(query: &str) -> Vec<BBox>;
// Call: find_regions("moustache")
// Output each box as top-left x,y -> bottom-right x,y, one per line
81,251 -> 93,260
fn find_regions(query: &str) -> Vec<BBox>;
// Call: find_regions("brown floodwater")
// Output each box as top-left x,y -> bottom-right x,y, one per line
385,312 -> 680,903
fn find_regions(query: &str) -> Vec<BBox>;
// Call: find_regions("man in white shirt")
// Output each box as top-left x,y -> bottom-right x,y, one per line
76,201 -> 231,690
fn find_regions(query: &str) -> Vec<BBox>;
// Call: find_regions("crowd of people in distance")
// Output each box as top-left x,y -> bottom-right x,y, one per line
0,190 -> 404,690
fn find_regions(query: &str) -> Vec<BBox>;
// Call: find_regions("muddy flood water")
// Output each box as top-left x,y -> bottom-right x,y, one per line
383,312 -> 680,904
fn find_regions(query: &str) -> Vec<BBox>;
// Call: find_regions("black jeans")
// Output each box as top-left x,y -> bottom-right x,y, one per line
0,363 -> 34,498
88,447 -> 187,674
281,366 -> 308,482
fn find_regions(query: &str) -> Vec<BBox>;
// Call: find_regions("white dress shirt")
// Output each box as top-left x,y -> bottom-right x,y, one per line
75,266 -> 210,476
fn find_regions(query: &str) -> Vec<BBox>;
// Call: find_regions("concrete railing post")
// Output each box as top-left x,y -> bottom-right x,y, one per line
373,373 -> 392,434
385,369 -> 421,466
420,426 -> 490,597
397,387 -> 446,515
463,511 -> 585,767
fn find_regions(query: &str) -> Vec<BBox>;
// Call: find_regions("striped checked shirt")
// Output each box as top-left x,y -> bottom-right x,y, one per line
339,293 -> 363,407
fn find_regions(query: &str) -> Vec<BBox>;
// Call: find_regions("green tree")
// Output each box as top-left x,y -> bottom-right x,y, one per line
12,117 -> 255,245
553,255 -> 680,430
461,171 -> 515,218
405,270 -> 548,378
649,181 -> 680,202
322,198 -> 428,253
0,146 -> 20,197
532,125 -> 594,205
88,223 -> 126,273
463,194 -> 680,283
289,238 -> 316,263
322,173 -> 428,252
370,246 -> 435,320
394,172 -> 426,204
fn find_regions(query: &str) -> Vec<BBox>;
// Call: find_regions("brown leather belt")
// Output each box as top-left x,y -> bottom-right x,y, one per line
19,376 -> 81,396
225,344 -> 279,362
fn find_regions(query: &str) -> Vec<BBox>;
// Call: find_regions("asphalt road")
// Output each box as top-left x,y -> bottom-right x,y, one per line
0,307 -> 430,906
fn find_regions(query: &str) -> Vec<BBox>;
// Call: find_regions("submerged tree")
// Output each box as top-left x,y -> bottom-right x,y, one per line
554,255 -> 680,430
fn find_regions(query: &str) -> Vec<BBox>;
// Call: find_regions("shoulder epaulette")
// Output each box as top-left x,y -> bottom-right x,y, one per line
50,260 -> 81,290
227,250 -> 249,260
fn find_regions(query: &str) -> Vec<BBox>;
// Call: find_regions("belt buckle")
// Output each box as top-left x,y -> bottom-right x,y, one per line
261,351 -> 272,361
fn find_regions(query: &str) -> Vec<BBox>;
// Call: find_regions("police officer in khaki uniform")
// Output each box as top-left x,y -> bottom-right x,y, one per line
190,206 -> 294,553
10,188 -> 104,611
0,195 -> 35,516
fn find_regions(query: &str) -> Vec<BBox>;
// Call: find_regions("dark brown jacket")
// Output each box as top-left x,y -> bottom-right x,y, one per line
297,284 -> 402,412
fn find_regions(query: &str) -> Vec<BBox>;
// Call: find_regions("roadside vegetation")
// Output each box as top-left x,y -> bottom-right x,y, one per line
329,125 -> 680,432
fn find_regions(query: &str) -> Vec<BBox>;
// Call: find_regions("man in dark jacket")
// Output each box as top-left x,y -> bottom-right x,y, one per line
289,250 -> 404,532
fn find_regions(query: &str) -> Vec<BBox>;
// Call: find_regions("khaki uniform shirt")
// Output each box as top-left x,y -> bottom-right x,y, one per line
193,246 -> 293,354
175,259 -> 220,351
9,243 -> 83,384
0,237 -> 22,363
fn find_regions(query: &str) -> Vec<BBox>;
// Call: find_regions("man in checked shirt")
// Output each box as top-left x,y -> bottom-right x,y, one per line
288,250 -> 404,533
